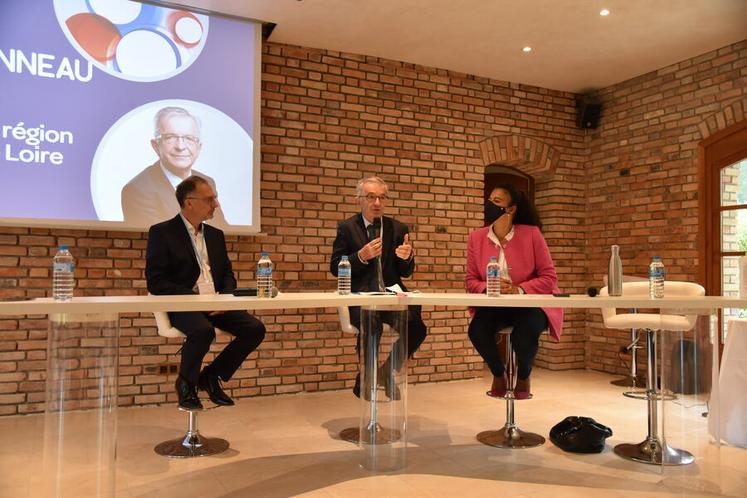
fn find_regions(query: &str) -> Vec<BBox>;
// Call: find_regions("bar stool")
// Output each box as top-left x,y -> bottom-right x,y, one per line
151,310 -> 230,458
476,326 -> 545,449
610,325 -> 646,389
599,281 -> 705,465
607,275 -> 648,390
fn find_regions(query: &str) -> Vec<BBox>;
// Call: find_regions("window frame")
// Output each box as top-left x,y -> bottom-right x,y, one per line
698,119 -> 747,342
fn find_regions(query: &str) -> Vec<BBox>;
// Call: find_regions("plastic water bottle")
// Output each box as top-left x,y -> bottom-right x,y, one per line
486,256 -> 501,297
649,256 -> 665,299
337,256 -> 351,295
52,246 -> 74,301
608,245 -> 623,296
256,252 -> 273,298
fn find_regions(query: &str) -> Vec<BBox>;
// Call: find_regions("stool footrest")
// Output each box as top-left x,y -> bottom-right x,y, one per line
622,390 -> 677,401
489,391 -> 533,401
154,405 -> 230,458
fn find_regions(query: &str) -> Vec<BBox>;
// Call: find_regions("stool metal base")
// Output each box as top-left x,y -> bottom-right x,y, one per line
614,438 -> 694,466
154,434 -> 229,458
478,329 -> 544,450
611,374 -> 646,388
477,426 -> 545,449
340,423 -> 401,445
154,406 -> 229,458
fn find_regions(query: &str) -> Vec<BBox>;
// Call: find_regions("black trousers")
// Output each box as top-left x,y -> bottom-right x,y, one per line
468,307 -> 547,380
351,305 -> 427,372
169,310 -> 266,385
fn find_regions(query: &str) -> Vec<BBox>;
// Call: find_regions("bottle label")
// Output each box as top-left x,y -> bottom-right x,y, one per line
257,267 -> 272,277
338,268 -> 351,278
53,262 -> 74,272
649,267 -> 665,279
487,267 -> 499,279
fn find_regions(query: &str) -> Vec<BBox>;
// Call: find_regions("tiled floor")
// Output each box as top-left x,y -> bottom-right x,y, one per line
2,369 -> 745,497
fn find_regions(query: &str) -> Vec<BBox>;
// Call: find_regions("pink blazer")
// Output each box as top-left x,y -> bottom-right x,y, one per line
465,224 -> 564,340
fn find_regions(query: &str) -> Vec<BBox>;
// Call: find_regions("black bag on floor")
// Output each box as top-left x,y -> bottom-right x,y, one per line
549,416 -> 612,453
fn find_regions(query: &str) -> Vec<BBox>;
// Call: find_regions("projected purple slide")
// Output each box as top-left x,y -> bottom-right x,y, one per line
0,0 -> 261,233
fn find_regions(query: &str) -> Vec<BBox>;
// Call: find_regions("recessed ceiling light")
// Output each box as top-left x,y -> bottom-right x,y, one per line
600,8 -> 610,16
522,46 -> 532,53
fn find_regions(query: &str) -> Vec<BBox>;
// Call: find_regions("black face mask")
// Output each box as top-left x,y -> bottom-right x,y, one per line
485,202 -> 508,224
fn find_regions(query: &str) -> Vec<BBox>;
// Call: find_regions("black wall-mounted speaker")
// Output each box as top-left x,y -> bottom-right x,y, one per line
576,99 -> 602,129
262,22 -> 277,40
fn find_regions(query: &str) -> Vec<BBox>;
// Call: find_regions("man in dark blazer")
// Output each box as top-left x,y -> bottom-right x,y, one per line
121,106 -> 228,229
330,176 -> 428,399
146,176 -> 265,409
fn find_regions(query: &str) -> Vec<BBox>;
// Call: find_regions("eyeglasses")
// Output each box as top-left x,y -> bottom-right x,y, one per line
157,134 -> 200,146
360,193 -> 389,203
186,195 -> 219,204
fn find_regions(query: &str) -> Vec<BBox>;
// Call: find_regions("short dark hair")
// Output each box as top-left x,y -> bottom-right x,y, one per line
175,176 -> 209,208
490,183 -> 543,229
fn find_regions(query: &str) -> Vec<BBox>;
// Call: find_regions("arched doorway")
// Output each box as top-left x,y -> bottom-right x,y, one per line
478,134 -> 558,226
699,118 -> 747,341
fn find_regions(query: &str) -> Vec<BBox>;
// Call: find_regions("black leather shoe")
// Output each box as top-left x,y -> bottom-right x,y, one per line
382,377 -> 402,401
352,373 -> 374,401
175,376 -> 202,410
199,370 -> 234,406
353,374 -> 401,401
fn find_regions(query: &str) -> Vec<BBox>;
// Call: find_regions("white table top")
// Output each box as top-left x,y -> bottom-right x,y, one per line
0,292 -> 745,316
408,292 -> 745,309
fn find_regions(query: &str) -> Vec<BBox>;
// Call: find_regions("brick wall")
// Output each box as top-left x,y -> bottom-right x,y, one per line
0,38 -> 743,415
583,40 -> 747,373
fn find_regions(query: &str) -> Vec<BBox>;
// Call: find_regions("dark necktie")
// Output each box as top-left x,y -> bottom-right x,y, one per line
367,223 -> 378,242
367,223 -> 385,291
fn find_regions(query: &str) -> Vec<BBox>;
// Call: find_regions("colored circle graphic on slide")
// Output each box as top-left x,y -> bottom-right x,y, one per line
53,0 -> 209,82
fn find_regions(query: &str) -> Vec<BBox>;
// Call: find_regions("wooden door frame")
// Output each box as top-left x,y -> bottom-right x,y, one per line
698,118 -> 747,294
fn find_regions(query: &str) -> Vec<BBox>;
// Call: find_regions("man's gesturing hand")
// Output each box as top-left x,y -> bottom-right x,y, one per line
358,237 -> 383,262
395,233 -> 412,260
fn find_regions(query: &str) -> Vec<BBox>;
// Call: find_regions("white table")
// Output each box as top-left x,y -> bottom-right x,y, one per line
710,318 -> 747,447
1,292 -> 743,495
3,291 -> 740,315
0,293 -> 401,497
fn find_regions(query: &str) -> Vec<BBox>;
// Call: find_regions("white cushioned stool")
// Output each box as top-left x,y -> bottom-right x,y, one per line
476,326 -> 545,449
152,309 -> 230,458
600,281 -> 704,465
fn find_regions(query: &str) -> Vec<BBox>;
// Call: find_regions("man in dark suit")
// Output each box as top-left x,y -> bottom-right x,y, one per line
121,106 -> 228,229
330,176 -> 428,398
146,176 -> 265,409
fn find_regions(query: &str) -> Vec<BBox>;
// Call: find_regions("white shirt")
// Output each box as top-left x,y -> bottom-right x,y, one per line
160,162 -> 190,188
179,213 -> 214,292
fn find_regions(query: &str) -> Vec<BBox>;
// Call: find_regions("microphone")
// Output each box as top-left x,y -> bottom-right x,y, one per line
587,287 -> 598,297
368,217 -> 381,240
232,286 -> 279,297
370,218 -> 385,292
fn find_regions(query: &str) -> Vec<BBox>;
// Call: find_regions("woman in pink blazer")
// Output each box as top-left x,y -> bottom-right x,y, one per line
466,183 -> 564,399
